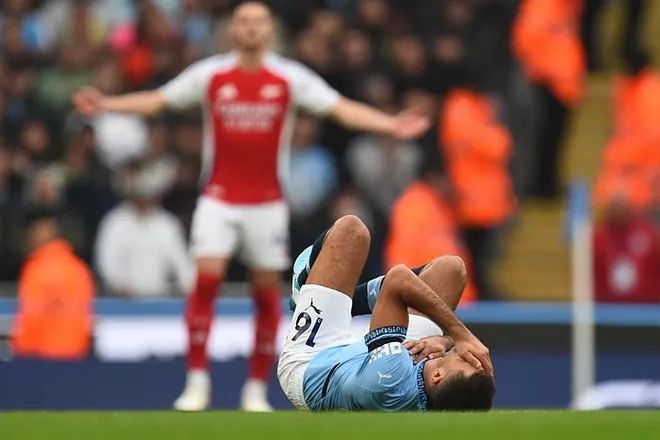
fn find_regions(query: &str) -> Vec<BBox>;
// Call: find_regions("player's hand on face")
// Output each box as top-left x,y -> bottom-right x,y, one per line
453,332 -> 493,376
392,109 -> 430,140
403,336 -> 454,364
73,86 -> 104,116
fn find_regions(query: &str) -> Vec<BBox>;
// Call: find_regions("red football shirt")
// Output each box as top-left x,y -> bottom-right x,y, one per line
161,52 -> 340,204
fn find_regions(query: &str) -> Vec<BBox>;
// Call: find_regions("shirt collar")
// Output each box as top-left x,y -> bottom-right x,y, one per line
416,359 -> 429,411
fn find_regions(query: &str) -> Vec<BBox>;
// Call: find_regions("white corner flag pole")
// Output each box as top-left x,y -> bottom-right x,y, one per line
570,181 -> 596,408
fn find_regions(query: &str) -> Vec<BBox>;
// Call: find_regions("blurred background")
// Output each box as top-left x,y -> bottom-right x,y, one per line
0,0 -> 659,410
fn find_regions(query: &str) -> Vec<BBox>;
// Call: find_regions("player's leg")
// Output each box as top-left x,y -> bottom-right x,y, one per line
351,255 -> 467,316
239,200 -> 289,411
305,214 -> 370,297
277,215 -> 370,409
174,197 -> 238,411
415,256 -> 467,312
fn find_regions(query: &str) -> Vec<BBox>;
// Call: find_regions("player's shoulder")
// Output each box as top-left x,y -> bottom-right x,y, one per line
264,52 -> 318,81
187,52 -> 239,74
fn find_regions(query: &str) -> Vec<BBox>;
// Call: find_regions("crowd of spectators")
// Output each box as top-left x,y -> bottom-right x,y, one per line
0,0 -> 657,301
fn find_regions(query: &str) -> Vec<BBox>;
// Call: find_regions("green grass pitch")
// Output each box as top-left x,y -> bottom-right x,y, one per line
1,410 -> 658,439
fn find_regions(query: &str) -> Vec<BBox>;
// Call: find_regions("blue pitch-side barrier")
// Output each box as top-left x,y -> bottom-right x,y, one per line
1,298 -> 659,326
1,298 -> 659,410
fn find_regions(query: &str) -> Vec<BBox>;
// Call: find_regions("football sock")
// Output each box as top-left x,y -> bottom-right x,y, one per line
185,272 -> 222,370
350,265 -> 427,316
248,285 -> 282,381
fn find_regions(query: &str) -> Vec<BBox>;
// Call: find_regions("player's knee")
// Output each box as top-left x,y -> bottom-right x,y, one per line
333,215 -> 370,248
383,264 -> 412,290
434,256 -> 467,287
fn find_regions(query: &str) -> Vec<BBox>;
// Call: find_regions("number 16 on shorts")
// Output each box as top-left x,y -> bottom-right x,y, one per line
291,312 -> 323,347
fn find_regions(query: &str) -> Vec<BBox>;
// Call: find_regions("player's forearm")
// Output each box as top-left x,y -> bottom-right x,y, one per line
388,265 -> 470,338
101,91 -> 167,116
330,98 -> 396,136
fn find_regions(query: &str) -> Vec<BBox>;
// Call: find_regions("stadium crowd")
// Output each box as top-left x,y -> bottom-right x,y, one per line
0,0 -> 658,302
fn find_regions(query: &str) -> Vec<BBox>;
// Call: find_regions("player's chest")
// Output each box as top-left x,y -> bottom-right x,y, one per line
206,71 -> 291,122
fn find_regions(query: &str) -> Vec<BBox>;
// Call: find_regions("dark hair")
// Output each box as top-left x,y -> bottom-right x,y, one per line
231,0 -> 273,14
427,372 -> 495,411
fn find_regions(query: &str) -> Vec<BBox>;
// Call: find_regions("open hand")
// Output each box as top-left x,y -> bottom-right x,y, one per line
453,331 -> 493,376
404,335 -> 454,364
72,86 -> 105,116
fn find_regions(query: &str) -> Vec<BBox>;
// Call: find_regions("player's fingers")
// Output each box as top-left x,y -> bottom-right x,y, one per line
479,351 -> 494,375
408,342 -> 424,356
461,351 -> 483,370
403,340 -> 415,349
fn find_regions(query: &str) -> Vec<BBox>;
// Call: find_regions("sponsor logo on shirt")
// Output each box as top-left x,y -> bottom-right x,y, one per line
260,84 -> 284,99
368,342 -> 403,364
217,83 -> 239,100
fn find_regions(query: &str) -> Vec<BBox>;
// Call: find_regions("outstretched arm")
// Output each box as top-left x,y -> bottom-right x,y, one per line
329,98 -> 430,140
371,265 -> 493,374
73,87 -> 168,117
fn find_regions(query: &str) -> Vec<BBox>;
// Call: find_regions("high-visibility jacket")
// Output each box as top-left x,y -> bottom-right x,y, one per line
512,0 -> 586,106
440,89 -> 516,228
12,239 -> 94,360
386,181 -> 477,303
612,68 -> 660,140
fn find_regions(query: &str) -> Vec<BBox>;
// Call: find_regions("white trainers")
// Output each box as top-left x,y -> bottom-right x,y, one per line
173,369 -> 211,411
239,379 -> 273,412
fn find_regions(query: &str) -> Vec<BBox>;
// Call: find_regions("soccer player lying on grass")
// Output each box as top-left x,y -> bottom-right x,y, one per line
278,215 -> 495,411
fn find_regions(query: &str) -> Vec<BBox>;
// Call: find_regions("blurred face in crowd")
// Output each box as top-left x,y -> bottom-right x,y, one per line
229,2 -> 274,53
358,0 -> 389,29
342,30 -> 372,70
31,171 -> 60,207
393,36 -> 427,75
20,121 -> 50,156
26,218 -> 59,252
295,30 -> 333,71
605,195 -> 632,226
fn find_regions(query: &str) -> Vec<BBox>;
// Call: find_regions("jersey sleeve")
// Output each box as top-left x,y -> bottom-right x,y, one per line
159,60 -> 210,110
288,62 -> 341,116
358,330 -> 417,411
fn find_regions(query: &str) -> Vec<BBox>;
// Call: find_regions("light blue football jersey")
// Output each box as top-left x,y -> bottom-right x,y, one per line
302,326 -> 429,411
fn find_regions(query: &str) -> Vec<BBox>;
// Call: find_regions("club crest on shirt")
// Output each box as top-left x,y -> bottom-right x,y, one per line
217,83 -> 239,100
260,84 -> 284,99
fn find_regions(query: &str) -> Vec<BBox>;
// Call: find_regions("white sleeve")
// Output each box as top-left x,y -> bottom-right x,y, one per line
95,212 -> 128,293
159,60 -> 209,110
289,62 -> 341,116
163,217 -> 195,295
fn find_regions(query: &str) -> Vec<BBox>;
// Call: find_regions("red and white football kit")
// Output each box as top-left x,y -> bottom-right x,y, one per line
160,51 -> 340,269
160,52 -> 340,392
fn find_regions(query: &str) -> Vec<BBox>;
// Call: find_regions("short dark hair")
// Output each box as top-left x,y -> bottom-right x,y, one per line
427,372 -> 495,411
231,0 -> 273,14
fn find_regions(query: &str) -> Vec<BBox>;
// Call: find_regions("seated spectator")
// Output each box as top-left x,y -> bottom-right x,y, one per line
593,195 -> 660,303
385,165 -> 477,303
345,123 -> 422,216
11,209 -> 94,360
95,163 -> 193,297
440,86 -> 516,299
